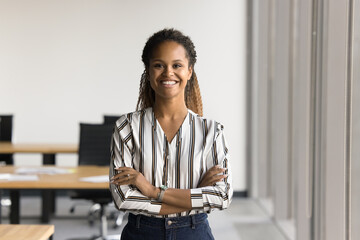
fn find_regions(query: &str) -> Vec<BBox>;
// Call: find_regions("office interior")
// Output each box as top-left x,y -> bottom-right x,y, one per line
0,0 -> 359,240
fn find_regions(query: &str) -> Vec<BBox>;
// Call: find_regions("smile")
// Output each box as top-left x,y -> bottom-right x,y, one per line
161,80 -> 177,85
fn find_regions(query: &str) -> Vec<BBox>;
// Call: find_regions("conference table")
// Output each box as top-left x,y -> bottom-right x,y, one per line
0,224 -> 54,240
0,142 -> 78,165
0,142 -> 79,223
0,165 -> 109,224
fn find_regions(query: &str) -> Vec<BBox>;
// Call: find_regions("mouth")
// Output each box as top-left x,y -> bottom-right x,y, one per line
160,80 -> 178,86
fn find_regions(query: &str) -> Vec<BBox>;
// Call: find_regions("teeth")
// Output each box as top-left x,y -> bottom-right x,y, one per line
162,81 -> 176,85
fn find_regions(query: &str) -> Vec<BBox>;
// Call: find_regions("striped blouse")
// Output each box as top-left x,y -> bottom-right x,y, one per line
109,107 -> 233,218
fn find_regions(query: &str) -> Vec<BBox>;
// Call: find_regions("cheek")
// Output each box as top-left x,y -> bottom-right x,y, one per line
181,68 -> 192,80
182,71 -> 192,82
148,70 -> 157,82
149,77 -> 156,90
181,79 -> 189,88
149,69 -> 161,80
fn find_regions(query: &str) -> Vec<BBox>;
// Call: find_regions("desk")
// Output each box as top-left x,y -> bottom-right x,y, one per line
0,142 -> 79,222
0,224 -> 54,240
0,142 -> 78,164
0,166 -> 109,224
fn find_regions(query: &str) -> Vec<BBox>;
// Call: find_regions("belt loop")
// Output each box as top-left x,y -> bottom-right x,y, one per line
191,215 -> 196,229
136,214 -> 141,229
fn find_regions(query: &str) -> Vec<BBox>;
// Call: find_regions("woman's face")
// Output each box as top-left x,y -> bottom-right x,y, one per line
148,41 -> 193,103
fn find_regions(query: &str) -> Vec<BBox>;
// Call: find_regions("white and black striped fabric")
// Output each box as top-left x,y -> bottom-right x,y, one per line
109,107 -> 233,218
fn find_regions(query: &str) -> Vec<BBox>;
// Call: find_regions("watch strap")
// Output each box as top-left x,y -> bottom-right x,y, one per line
156,185 -> 168,202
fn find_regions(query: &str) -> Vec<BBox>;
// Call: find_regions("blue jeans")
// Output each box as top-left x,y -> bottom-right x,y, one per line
121,213 -> 215,240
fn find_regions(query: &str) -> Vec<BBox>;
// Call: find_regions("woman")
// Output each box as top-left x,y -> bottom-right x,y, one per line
110,28 -> 233,240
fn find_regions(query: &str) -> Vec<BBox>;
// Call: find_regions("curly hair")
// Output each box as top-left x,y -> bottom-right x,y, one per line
136,28 -> 203,116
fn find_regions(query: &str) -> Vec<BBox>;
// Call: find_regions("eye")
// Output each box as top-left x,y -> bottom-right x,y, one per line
173,63 -> 182,69
153,63 -> 163,69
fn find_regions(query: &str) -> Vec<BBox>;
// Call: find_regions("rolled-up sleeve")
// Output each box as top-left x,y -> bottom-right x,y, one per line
190,123 -> 233,212
109,116 -> 161,215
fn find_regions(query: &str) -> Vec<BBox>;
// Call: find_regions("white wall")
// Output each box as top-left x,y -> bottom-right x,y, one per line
0,0 -> 246,191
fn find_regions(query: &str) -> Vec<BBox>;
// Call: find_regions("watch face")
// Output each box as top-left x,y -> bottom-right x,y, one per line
161,185 -> 168,190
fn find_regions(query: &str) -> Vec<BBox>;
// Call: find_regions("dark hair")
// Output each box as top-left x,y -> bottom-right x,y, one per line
136,28 -> 203,116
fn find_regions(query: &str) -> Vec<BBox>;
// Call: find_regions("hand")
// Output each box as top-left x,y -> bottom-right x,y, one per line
110,167 -> 158,198
197,165 -> 227,188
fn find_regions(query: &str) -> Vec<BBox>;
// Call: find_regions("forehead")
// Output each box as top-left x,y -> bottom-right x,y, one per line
151,41 -> 188,60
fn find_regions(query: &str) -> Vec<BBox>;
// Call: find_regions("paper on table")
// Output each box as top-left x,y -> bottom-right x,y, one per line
0,174 -> 11,180
0,174 -> 39,181
10,175 -> 39,181
15,167 -> 72,175
80,175 -> 109,183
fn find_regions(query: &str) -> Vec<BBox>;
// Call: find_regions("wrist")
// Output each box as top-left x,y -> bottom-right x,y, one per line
156,185 -> 168,202
152,186 -> 160,199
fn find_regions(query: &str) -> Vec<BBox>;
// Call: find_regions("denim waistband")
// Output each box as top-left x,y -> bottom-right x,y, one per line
128,213 -> 208,230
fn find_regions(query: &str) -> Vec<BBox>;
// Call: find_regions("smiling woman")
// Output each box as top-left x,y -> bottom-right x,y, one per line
109,28 -> 233,240
148,41 -> 193,109
136,29 -> 203,117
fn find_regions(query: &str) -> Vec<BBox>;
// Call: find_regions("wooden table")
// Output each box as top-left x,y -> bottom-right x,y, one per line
0,224 -> 54,240
0,142 -> 78,164
0,166 -> 109,224
0,142 -> 79,223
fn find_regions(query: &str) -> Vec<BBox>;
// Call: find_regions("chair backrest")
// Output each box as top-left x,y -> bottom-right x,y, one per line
0,115 -> 13,141
78,123 -> 114,166
0,115 -> 13,164
103,115 -> 121,125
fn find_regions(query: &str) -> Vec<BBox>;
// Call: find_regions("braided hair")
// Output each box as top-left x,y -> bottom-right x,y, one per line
136,28 -> 203,116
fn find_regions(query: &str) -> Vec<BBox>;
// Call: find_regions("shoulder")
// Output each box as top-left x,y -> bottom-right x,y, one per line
188,110 -> 225,135
114,109 -> 151,138
114,108 -> 150,128
188,109 -> 224,128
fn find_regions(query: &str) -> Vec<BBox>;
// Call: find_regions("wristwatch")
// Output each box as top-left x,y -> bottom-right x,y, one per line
157,185 -> 168,202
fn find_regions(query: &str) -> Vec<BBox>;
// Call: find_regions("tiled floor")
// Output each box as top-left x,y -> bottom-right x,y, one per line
1,196 -> 288,240
208,198 -> 288,240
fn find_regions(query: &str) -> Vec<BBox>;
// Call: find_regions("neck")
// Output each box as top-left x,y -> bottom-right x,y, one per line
153,100 -> 188,119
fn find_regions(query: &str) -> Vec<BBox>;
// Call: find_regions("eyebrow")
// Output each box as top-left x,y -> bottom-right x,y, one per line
151,59 -> 184,62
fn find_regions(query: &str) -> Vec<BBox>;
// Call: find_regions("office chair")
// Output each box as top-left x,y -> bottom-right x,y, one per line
0,115 -> 13,165
0,115 -> 13,213
69,123 -> 120,240
103,115 -> 121,125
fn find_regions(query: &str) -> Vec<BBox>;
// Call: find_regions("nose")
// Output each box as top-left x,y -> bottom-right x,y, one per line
163,66 -> 174,76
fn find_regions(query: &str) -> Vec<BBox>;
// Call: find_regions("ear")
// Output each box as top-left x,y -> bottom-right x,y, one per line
144,67 -> 150,80
187,66 -> 193,80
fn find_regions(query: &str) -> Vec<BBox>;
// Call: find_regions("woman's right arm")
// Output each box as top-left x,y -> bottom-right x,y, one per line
109,116 -> 161,215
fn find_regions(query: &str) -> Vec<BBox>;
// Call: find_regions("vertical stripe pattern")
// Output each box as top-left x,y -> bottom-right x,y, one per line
151,113 -> 157,186
139,110 -> 145,174
162,135 -> 169,186
175,129 -> 182,189
188,115 -> 195,188
109,108 -> 233,218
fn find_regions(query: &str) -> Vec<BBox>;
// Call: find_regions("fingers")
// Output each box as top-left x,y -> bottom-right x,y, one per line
209,165 -> 227,174
111,167 -> 134,185
110,173 -> 129,182
113,167 -> 134,177
206,173 -> 228,184
198,176 -> 227,188
111,167 -> 145,186
115,167 -> 133,172
202,166 -> 227,181
211,174 -> 228,183
110,173 -> 133,185
197,165 -> 228,187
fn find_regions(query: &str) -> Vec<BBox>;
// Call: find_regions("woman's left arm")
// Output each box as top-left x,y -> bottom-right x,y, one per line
111,123 -> 233,214
189,124 -> 233,212
111,167 -> 193,210
111,167 -> 226,214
